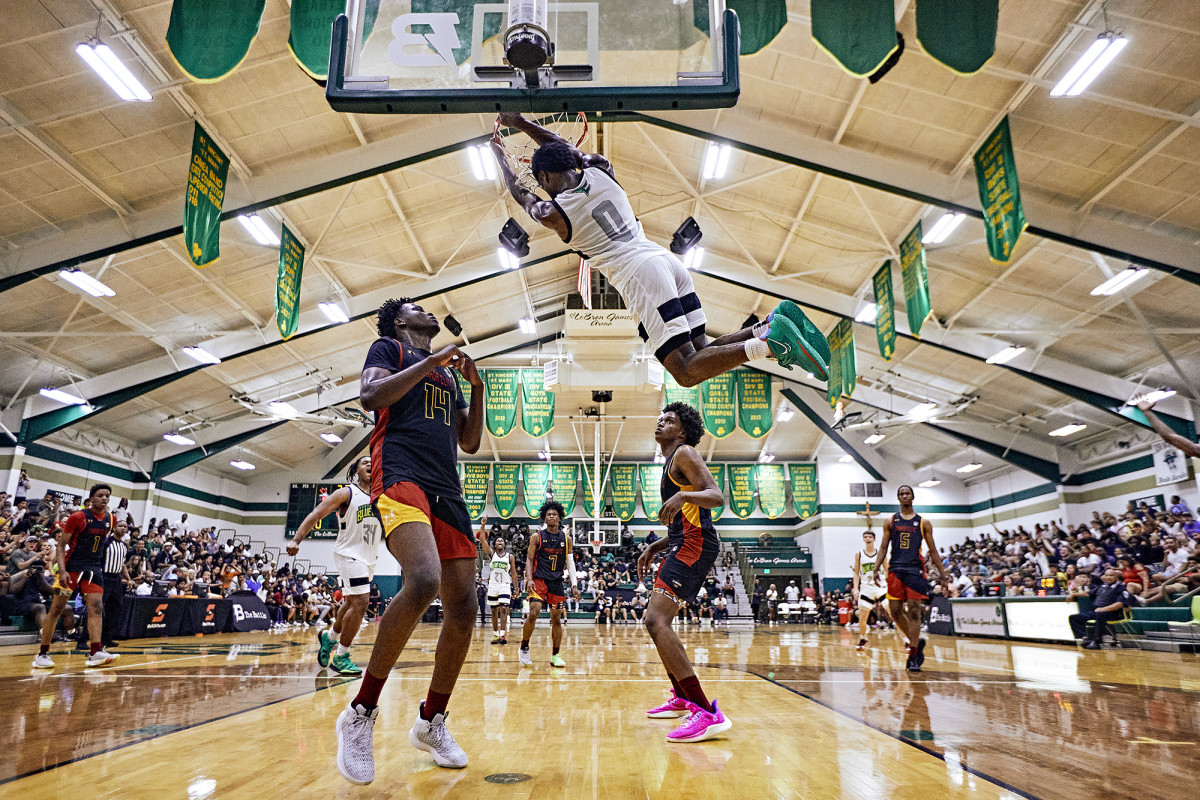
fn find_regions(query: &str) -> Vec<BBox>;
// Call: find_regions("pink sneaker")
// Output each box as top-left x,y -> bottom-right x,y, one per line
666,700 -> 732,743
647,690 -> 693,719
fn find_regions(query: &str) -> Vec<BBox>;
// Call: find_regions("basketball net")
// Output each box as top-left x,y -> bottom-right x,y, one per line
493,111 -> 589,194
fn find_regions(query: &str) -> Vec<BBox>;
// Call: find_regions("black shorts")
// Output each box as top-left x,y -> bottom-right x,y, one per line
654,540 -> 719,604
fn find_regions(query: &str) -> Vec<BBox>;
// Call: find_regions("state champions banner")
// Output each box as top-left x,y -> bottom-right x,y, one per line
640,464 -> 664,520
708,463 -> 726,521
899,223 -> 934,337
581,462 -> 603,517
275,225 -> 304,340
789,463 -> 820,519
727,464 -> 756,519
183,123 -> 228,267
974,117 -> 1028,263
520,368 -> 555,436
610,464 -> 638,521
166,0 -> 266,83
756,463 -> 788,519
664,372 -> 700,408
700,372 -> 736,438
736,371 -> 772,438
484,370 -> 519,437
551,463 -> 579,516
491,463 -> 520,519
522,462 -> 551,517
826,319 -> 856,409
872,262 -> 897,360
462,463 -> 490,521
811,0 -> 898,77
916,0 -> 998,75
454,370 -> 472,405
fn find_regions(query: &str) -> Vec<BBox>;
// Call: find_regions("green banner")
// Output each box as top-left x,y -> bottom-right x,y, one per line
694,0 -> 787,55
826,329 -> 843,409
484,370 -> 519,437
183,123 -> 228,267
611,464 -> 638,521
899,223 -> 933,338
664,372 -> 700,409
811,0 -> 897,77
288,0 -> 343,79
700,372 -> 736,438
520,368 -> 555,437
462,463 -> 490,521
974,117 -> 1028,263
736,371 -> 772,438
640,464 -> 664,520
757,463 -> 787,519
872,262 -> 897,361
581,462 -> 604,517
454,370 -> 472,405
789,463 -> 820,519
275,225 -> 304,340
708,463 -> 726,521
727,464 -> 756,519
833,319 -> 857,402
551,463 -> 578,516
522,462 -> 551,518
916,0 -> 998,75
166,0 -> 266,83
492,463 -> 520,519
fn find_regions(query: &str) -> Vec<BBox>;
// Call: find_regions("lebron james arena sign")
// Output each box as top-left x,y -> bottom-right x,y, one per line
744,553 -> 812,569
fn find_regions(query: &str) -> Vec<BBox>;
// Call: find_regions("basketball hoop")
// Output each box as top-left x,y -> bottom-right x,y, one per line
493,112 -> 589,193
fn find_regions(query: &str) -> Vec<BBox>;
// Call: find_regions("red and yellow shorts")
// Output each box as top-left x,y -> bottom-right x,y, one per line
57,570 -> 103,595
374,482 -> 476,561
886,569 -> 932,602
528,578 -> 566,609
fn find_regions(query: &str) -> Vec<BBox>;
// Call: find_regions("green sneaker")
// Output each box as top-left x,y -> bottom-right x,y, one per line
317,629 -> 335,668
549,654 -> 566,668
771,302 -> 830,380
329,651 -> 363,676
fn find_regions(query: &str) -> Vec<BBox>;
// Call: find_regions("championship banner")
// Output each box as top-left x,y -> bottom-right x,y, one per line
899,223 -> 933,337
834,319 -> 856,401
756,463 -> 788,519
454,370 -> 472,405
183,123 -> 228,267
811,0 -> 898,77
664,372 -> 700,409
872,262 -> 897,360
581,462 -> 603,517
520,368 -> 555,436
974,117 -> 1028,263
611,464 -> 638,521
709,463 -> 726,521
166,0 -> 267,83
694,0 -> 787,55
916,0 -> 998,75
484,369 -> 519,437
551,463 -> 579,516
736,371 -> 772,438
492,463 -> 520,519
789,463 -> 819,519
727,464 -> 756,519
826,334 -> 842,409
275,225 -> 304,340
522,462 -> 551,517
462,463 -> 490,521
288,0 -> 345,79
640,464 -> 664,520
700,372 -> 736,438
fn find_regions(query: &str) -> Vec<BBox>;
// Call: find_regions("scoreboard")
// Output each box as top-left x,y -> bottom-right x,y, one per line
286,483 -> 348,539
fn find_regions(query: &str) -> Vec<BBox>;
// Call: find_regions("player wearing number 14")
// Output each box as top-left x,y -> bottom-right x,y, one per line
492,113 -> 830,386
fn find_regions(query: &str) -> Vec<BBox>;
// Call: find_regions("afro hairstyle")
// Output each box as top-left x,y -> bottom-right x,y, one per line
376,297 -> 415,338
662,401 -> 704,446
530,141 -> 582,177
538,500 -> 567,522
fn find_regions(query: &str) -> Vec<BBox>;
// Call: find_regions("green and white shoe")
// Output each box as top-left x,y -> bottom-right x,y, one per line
330,652 -> 363,676
770,302 -> 830,380
549,654 -> 566,668
317,629 -> 335,668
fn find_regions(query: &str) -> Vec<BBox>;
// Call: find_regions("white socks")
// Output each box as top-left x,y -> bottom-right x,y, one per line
335,643 -> 350,656
745,336 -> 772,360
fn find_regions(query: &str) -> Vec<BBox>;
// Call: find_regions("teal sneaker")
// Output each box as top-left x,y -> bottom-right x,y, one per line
330,651 -> 363,676
317,629 -> 335,668
771,301 -> 830,380
763,315 -> 804,372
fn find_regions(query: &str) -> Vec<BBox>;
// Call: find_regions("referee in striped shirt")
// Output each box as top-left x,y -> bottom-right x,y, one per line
100,519 -> 129,649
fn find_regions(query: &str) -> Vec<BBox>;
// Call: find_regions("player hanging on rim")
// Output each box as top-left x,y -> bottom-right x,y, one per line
518,500 -> 580,668
288,455 -> 381,676
876,485 -> 948,673
491,113 -> 830,386
335,298 -> 485,785
638,402 -> 732,743
476,516 -> 519,645
851,529 -> 892,651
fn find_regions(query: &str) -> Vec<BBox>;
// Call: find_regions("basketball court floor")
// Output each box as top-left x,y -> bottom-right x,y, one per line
2,624 -> 1194,799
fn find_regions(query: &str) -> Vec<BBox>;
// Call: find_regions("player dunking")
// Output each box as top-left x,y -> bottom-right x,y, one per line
638,402 -> 732,743
518,501 -> 580,668
876,485 -> 948,672
851,530 -> 891,651
288,455 -> 381,675
477,517 -> 518,645
492,113 -> 830,386
335,299 -> 485,785
33,484 -> 116,669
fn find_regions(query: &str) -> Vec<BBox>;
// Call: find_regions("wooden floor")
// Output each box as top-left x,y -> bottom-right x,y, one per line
1,621 -> 1196,800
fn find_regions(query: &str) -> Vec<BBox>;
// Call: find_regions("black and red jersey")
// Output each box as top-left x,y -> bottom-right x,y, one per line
533,528 -> 567,581
63,508 -> 113,572
888,512 -> 925,571
660,447 -> 719,567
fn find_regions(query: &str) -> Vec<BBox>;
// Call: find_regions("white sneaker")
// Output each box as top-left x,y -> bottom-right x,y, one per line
518,647 -> 532,666
32,653 -> 54,669
85,650 -> 118,667
336,702 -> 378,784
409,702 -> 468,768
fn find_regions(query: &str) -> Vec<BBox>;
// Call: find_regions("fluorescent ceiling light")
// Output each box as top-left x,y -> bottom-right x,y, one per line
319,431 -> 343,444
1049,423 -> 1087,437
268,400 -> 298,418
497,246 -> 520,271
956,462 -> 983,474
58,268 -> 115,297
319,301 -> 349,324
75,41 -> 151,102
182,345 -> 221,365
758,452 -> 775,463
467,145 -> 496,181
864,432 -> 885,445
702,143 -> 732,180
1091,267 -> 1147,296
237,214 -> 280,246
986,345 -> 1026,365
518,317 -> 537,335
922,212 -> 966,245
40,387 -> 87,405
682,245 -> 705,270
537,450 -> 550,460
838,455 -> 854,463
1131,389 -> 1176,405
163,432 -> 195,446
909,402 -> 937,418
229,459 -> 255,471
918,478 -> 941,488
1050,33 -> 1128,98
776,406 -> 794,422
855,303 -> 878,324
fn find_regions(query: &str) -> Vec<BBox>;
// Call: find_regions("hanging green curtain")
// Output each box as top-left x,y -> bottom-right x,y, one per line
727,464 -> 756,519
756,463 -> 787,519
551,463 -> 578,516
640,464 -> 664,520
736,371 -> 772,438
166,0 -> 267,83
522,462 -> 551,518
520,368 -> 555,436
916,0 -> 998,75
462,463 -> 490,521
701,373 -> 737,439
810,0 -> 897,77
899,224 -> 934,338
484,369 -> 519,437
694,0 -> 788,55
611,465 -> 638,521
708,463 -> 726,521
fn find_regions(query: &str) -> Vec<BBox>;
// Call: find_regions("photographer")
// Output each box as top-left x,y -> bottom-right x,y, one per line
1,558 -> 51,630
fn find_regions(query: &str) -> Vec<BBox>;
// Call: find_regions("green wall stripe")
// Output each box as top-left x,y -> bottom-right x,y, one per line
1063,455 -> 1154,486
1062,474 -> 1159,505
25,442 -> 141,482
157,479 -> 286,512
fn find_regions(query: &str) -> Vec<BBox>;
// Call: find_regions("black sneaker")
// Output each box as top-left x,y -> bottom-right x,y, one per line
905,653 -> 919,672
915,638 -> 927,668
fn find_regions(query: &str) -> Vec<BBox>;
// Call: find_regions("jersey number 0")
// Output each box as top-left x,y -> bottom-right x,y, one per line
590,200 -> 634,242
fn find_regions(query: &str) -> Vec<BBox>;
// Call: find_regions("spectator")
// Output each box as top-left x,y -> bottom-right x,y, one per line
1068,568 -> 1132,649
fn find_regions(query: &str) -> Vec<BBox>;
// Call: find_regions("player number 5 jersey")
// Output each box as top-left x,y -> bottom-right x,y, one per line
334,483 -> 382,568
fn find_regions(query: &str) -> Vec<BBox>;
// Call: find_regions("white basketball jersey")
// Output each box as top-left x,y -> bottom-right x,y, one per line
333,483 -> 382,568
552,167 -> 665,274
859,547 -> 879,578
488,552 -> 512,589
